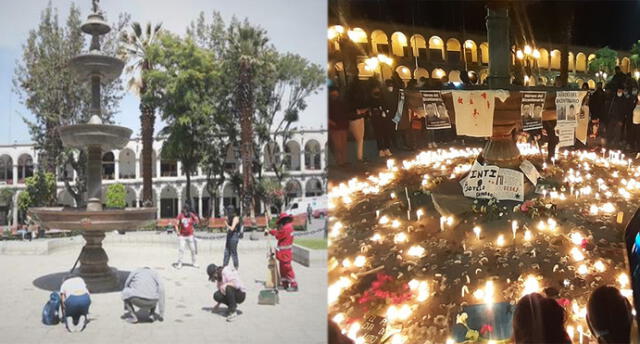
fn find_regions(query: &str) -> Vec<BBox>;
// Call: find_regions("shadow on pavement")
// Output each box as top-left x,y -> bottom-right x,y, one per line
32,270 -> 131,294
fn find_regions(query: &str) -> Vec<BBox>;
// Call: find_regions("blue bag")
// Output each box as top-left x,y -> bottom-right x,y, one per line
42,292 -> 61,325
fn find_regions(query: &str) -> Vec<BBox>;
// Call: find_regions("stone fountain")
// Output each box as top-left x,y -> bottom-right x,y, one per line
29,2 -> 156,292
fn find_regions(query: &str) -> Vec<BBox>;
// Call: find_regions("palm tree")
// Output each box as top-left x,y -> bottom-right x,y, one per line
228,21 -> 271,223
119,22 -> 162,207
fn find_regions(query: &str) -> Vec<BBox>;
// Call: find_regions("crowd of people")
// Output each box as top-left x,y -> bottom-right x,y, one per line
329,66 -> 640,167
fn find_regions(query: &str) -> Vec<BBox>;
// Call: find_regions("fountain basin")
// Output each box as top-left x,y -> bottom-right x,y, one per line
59,123 -> 132,151
28,207 -> 157,231
70,53 -> 124,82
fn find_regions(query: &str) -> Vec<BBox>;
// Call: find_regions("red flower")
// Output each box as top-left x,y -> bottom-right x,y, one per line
556,298 -> 571,307
480,324 -> 494,335
580,239 -> 588,249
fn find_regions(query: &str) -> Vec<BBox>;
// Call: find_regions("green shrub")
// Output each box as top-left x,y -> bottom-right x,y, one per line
105,184 -> 127,209
17,171 -> 56,212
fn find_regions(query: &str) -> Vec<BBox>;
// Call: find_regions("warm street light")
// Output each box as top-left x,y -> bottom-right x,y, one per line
524,45 -> 532,55
347,28 -> 366,42
516,50 -> 524,60
635,71 -> 640,79
328,25 -> 344,40
377,54 -> 393,65
532,49 -> 540,59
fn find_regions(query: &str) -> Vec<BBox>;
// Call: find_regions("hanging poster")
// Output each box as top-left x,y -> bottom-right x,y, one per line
575,93 -> 590,144
495,169 -> 525,202
423,90 -> 452,130
452,90 -> 509,137
555,91 -> 587,126
520,91 -> 545,131
461,162 -> 500,199
555,122 -> 575,148
519,160 -> 540,186
392,89 -> 405,126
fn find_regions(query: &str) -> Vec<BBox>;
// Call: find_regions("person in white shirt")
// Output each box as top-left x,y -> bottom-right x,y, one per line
59,276 -> 91,332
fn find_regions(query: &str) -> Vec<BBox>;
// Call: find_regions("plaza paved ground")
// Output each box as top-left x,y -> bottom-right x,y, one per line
0,234 -> 327,343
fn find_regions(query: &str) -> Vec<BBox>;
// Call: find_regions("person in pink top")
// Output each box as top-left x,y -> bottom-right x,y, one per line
174,203 -> 199,269
207,263 -> 246,322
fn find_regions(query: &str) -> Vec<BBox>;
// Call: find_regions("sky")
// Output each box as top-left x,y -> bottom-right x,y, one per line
332,0 -> 640,50
0,0 -> 327,144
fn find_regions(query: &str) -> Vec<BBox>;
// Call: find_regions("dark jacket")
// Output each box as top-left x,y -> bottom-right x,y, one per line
589,89 -> 606,120
607,93 -> 629,123
329,97 -> 350,130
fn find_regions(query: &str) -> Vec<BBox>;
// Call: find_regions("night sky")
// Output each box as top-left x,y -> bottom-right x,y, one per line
330,0 -> 640,51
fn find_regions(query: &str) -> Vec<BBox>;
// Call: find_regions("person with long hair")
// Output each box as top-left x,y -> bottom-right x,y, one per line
224,205 -> 241,270
512,292 -> 571,343
267,213 -> 298,291
587,285 -> 633,343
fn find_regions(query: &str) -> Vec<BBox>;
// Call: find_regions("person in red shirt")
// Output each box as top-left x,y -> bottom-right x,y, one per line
174,203 -> 199,269
267,213 -> 298,291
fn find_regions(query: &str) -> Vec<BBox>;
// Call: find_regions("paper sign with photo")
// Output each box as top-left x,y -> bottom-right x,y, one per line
555,91 -> 587,126
422,90 -> 452,130
520,91 -> 545,131
495,168 -> 525,202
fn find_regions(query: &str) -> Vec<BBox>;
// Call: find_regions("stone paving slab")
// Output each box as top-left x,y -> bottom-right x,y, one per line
0,246 -> 327,344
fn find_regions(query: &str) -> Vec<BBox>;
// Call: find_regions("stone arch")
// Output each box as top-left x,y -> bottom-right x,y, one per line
446,38 -> 462,63
588,79 -> 596,89
568,52 -> 575,71
463,40 -> 478,64
622,57 -> 631,73
224,143 -> 240,171
304,140 -> 322,170
159,184 -> 179,218
414,67 -> 429,80
358,62 -> 374,79
396,65 -> 411,81
284,140 -> 301,171
118,148 -> 135,179
348,27 -> 368,44
538,48 -> 549,69
432,68 -> 446,79
479,42 -> 489,64
0,155 -> 13,184
305,178 -> 324,197
576,52 -> 587,72
410,34 -> 427,57
181,184 -> 200,213
17,153 -> 34,183
370,29 -> 389,55
125,185 -> 136,208
390,32 -> 408,57
222,182 -> 239,211
429,35 -> 444,61
448,70 -> 461,83
158,146 -> 177,177
550,50 -> 561,70
284,179 -> 303,205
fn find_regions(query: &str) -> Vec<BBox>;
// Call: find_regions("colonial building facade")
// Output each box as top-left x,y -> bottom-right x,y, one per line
0,130 -> 327,226
328,20 -> 633,88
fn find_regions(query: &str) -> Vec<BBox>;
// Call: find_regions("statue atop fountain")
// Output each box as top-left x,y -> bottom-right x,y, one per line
29,1 -> 156,292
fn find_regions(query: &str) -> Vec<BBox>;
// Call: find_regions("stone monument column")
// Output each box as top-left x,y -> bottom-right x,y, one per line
486,5 -> 511,89
86,145 -> 103,211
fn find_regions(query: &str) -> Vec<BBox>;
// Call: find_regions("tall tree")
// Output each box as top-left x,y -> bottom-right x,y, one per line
144,34 -> 219,207
588,46 -> 618,83
119,21 -> 163,207
13,3 -> 125,207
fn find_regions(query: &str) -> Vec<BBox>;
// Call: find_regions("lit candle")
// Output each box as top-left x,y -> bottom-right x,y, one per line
524,229 -> 532,241
496,234 -> 505,247
416,209 -> 424,221
440,217 -> 445,231
512,221 -> 518,239
617,211 -> 624,224
473,226 -> 481,240
376,210 -> 380,218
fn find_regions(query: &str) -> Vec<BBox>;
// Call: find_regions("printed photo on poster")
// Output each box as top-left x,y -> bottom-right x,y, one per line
555,91 -> 587,126
495,169 -> 525,202
422,90 -> 452,130
520,91 -> 545,131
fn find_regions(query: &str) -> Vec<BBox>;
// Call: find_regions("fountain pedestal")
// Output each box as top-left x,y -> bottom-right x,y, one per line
78,231 -> 118,292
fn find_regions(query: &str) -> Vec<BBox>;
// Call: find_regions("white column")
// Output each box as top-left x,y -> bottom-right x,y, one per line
12,165 -> 18,185
135,158 -> 141,180
12,192 -> 18,226
300,152 -> 306,173
177,161 -> 183,177
156,159 -> 161,179
156,190 -> 161,218
114,159 -> 120,181
198,196 -> 203,217
219,195 -> 224,216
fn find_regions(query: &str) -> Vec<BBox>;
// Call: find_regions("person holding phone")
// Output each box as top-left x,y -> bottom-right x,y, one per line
207,263 -> 246,322
174,203 -> 199,269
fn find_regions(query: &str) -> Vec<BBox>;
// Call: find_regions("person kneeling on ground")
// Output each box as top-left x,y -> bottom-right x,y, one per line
207,263 -> 246,322
59,276 -> 91,332
121,267 -> 165,323
587,285 -> 633,344
267,213 -> 299,292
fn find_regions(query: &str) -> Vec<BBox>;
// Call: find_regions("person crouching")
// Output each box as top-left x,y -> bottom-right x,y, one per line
59,276 -> 91,332
207,263 -> 246,322
121,267 -> 165,323
267,213 -> 298,292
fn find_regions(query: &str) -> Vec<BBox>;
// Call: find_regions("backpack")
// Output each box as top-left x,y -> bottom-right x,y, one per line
42,292 -> 61,325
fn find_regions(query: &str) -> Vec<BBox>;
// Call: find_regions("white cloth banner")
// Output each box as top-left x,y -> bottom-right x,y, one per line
495,169 -> 525,202
452,90 -> 510,137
